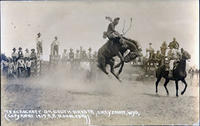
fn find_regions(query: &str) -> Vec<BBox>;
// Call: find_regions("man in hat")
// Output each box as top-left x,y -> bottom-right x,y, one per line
30,49 -> 37,60
51,36 -> 59,56
146,43 -> 154,60
75,49 -> 80,60
168,37 -> 179,50
160,41 -> 167,56
87,48 -> 92,61
92,51 -> 97,62
24,48 -> 30,62
11,48 -> 18,64
69,48 -> 74,62
18,47 -> 24,59
36,32 -> 43,55
104,17 -> 124,46
62,49 -> 68,62
25,58 -> 32,78
17,56 -> 25,78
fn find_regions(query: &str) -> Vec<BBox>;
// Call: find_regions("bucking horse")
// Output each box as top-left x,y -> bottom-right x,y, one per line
97,36 -> 142,82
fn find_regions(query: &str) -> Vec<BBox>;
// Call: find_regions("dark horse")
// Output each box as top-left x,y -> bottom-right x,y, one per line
97,37 -> 141,82
155,53 -> 191,97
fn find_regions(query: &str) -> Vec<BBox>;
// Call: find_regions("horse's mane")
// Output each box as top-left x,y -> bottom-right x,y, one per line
122,36 -> 141,51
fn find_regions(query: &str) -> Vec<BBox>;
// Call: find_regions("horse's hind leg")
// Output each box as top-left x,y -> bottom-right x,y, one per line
175,80 -> 179,97
97,56 -> 108,75
109,59 -> 121,82
164,79 -> 170,95
181,79 -> 187,95
97,64 -> 108,75
155,77 -> 161,94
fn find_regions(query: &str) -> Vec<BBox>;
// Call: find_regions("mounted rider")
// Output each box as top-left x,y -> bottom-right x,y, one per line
146,43 -> 154,60
103,17 -> 125,47
166,37 -> 181,77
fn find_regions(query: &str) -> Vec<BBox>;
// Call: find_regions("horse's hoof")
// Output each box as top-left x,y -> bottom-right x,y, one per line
176,95 -> 179,97
167,93 -> 169,96
181,92 -> 184,95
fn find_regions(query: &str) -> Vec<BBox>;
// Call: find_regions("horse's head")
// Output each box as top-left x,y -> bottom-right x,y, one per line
123,37 -> 143,57
182,53 -> 191,61
121,37 -> 143,62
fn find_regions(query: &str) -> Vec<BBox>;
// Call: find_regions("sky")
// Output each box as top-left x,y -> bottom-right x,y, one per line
1,0 -> 199,68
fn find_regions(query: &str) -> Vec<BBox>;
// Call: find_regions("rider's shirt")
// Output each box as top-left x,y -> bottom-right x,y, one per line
107,22 -> 116,35
106,22 -> 119,39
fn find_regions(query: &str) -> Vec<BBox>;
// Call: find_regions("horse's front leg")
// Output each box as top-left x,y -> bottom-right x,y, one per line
116,52 -> 124,76
114,62 -> 122,69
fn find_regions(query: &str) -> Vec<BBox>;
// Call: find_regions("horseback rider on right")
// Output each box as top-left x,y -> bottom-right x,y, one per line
166,37 -> 190,77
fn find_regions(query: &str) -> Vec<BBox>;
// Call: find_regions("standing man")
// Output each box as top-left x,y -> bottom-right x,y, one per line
51,36 -> 59,56
11,48 -> 18,64
75,49 -> 80,60
24,48 -> 30,62
17,56 -> 25,77
62,49 -> 68,62
87,48 -> 92,61
69,48 -> 74,62
36,32 -> 43,55
25,58 -> 32,77
18,47 -> 24,59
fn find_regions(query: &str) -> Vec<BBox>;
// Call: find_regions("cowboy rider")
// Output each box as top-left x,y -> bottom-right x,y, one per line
104,17 -> 125,46
166,37 -> 181,77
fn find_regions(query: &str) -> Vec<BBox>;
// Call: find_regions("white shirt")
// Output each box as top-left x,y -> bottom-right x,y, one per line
24,52 -> 30,58
11,52 -> 18,57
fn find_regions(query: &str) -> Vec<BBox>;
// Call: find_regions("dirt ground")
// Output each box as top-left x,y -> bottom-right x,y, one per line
1,64 -> 199,126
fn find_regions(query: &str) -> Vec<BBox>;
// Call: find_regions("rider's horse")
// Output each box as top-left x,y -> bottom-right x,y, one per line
97,37 -> 140,81
155,53 -> 191,97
